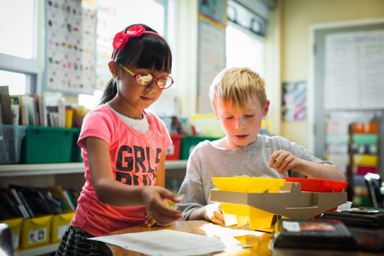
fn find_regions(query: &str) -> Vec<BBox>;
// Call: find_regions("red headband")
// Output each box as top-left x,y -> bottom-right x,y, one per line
112,24 -> 165,61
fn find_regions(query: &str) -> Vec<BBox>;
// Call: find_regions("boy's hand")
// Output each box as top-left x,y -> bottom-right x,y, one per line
142,186 -> 182,226
269,150 -> 303,174
204,203 -> 224,225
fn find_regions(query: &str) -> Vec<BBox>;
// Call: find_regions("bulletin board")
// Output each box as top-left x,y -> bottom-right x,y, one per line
45,0 -> 96,95
197,0 -> 227,113
281,81 -> 307,121
311,19 -> 384,176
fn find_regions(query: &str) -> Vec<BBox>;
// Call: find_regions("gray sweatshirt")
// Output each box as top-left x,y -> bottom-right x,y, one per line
176,134 -> 332,220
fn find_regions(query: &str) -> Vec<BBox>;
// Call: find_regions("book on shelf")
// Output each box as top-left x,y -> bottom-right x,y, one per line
43,185 -> 74,212
0,86 -> 13,125
0,189 -> 23,219
8,188 -> 31,219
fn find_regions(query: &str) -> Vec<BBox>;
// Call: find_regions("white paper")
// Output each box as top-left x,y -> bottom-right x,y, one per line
324,30 -> 384,110
89,229 -> 226,256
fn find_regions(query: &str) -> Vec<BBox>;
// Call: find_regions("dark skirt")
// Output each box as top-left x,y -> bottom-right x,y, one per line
56,226 -> 107,256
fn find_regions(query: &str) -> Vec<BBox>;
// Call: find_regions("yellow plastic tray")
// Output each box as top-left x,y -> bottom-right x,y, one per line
212,177 -> 286,231
212,177 -> 286,193
2,217 -> 23,250
21,215 -> 52,249
221,203 -> 275,231
51,212 -> 75,243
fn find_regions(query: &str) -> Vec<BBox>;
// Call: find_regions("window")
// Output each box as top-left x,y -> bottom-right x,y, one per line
0,71 -> 27,95
0,1 -> 36,59
79,0 -> 176,114
0,0 -> 39,95
226,21 -> 265,78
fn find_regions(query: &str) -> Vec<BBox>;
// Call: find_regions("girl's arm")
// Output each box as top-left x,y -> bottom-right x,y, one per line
86,137 -> 181,224
269,150 -> 346,182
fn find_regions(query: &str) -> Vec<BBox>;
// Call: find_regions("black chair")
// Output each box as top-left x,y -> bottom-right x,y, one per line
364,173 -> 384,208
0,223 -> 13,256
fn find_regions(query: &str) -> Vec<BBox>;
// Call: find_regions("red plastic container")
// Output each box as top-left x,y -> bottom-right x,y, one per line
165,134 -> 184,160
284,177 -> 348,192
284,177 -> 348,217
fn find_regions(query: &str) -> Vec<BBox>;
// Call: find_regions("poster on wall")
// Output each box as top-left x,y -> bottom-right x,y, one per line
324,30 -> 384,110
198,0 -> 226,24
197,0 -> 226,113
96,5 -> 117,90
281,81 -> 307,121
46,0 -> 96,95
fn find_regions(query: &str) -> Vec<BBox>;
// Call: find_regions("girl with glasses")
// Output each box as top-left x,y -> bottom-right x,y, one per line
56,24 -> 181,256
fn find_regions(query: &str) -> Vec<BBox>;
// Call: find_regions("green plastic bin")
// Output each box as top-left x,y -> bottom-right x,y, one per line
180,135 -> 220,160
21,126 -> 78,164
71,128 -> 82,162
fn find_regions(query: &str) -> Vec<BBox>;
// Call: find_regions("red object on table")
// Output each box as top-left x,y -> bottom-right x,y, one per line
284,177 -> 348,192
284,177 -> 348,216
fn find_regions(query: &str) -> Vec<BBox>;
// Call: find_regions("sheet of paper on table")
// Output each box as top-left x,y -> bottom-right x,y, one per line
89,229 -> 226,256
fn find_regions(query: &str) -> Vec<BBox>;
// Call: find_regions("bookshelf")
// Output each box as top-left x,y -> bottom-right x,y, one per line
15,243 -> 59,256
0,160 -> 188,177
0,160 -> 187,256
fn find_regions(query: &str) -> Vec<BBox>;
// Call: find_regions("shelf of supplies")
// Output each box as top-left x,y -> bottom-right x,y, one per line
15,243 -> 59,256
0,160 -> 188,177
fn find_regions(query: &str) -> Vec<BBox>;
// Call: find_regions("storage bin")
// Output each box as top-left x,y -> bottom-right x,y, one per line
353,155 -> 378,167
212,177 -> 286,193
165,134 -> 183,160
21,215 -> 52,249
0,125 -> 27,164
2,217 -> 23,250
283,177 -> 348,192
212,177 -> 286,231
180,135 -> 219,160
51,212 -> 74,243
284,177 -> 348,214
21,126 -> 78,164
71,128 -> 82,162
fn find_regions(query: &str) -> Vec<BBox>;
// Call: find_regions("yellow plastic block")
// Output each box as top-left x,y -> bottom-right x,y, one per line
51,212 -> 74,243
21,215 -> 52,249
221,203 -> 275,231
212,177 -> 286,193
2,218 -> 23,250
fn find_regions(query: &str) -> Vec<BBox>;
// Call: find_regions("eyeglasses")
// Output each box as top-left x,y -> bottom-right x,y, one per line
118,64 -> 174,89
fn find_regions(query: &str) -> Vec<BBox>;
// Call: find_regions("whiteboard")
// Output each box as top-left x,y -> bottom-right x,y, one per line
324,30 -> 384,110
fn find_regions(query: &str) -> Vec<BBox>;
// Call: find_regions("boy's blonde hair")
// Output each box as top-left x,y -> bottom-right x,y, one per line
209,67 -> 267,110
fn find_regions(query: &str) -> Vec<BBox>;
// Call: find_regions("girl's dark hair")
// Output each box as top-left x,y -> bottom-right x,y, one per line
100,24 -> 172,104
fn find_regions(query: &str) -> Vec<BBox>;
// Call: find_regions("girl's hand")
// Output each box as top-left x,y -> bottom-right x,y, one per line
145,212 -> 157,227
142,186 -> 182,226
269,150 -> 303,174
204,203 -> 224,225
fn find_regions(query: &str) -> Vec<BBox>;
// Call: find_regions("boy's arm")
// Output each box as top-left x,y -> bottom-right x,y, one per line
291,158 -> 345,181
175,155 -> 208,220
270,149 -> 346,181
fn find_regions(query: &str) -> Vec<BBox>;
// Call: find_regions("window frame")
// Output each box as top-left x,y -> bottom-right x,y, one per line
0,0 -> 41,94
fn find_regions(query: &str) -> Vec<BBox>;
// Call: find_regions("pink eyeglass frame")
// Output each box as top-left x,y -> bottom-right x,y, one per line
118,64 -> 174,89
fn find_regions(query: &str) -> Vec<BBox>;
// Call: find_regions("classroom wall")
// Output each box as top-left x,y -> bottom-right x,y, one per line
279,0 -> 384,150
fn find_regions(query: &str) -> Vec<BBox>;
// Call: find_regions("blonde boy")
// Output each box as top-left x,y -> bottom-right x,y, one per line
176,67 -> 345,225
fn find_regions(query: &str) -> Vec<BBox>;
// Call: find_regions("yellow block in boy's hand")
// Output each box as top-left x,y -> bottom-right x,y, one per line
168,199 -> 176,209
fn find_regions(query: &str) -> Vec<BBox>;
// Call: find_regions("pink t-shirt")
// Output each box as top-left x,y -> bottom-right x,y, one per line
71,104 -> 172,236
